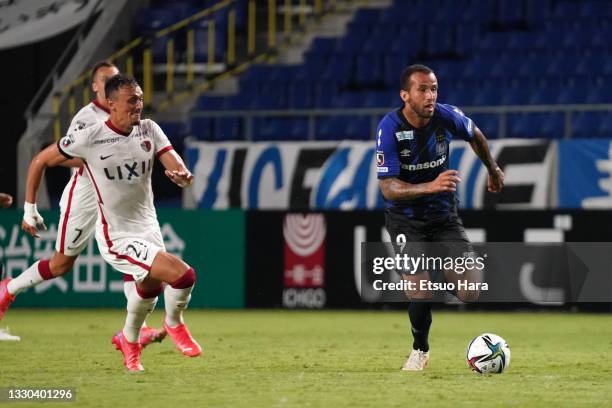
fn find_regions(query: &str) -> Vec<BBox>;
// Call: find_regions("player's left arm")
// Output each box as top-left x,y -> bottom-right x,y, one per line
158,149 -> 194,188
468,126 -> 504,193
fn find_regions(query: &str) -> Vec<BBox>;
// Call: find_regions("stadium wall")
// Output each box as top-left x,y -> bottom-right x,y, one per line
3,208 -> 612,311
184,139 -> 612,211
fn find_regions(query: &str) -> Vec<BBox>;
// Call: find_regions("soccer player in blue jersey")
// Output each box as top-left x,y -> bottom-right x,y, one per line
376,64 -> 505,371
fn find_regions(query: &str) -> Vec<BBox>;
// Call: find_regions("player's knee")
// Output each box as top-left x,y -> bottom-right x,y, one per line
405,289 -> 433,301
457,289 -> 480,303
170,267 -> 196,289
135,283 -> 163,299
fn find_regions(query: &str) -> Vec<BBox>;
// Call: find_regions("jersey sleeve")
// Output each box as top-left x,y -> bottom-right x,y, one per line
67,108 -> 95,133
375,117 -> 400,179
57,127 -> 91,160
148,120 -> 174,158
446,104 -> 475,141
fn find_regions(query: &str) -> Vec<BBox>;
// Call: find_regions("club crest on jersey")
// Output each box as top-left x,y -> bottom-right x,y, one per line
141,140 -> 152,152
435,130 -> 447,156
400,149 -> 411,158
395,130 -> 414,141
61,134 -> 75,148
376,151 -> 385,166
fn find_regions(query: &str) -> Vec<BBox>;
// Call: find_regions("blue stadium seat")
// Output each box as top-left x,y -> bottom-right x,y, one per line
190,116 -> 214,140
557,86 -> 588,104
572,112 -> 604,138
501,88 -> 531,105
351,8 -> 381,26
335,92 -> 366,108
538,113 -> 565,139
135,8 -> 182,34
197,95 -> 224,111
596,112 -> 612,138
316,117 -> 346,140
354,54 -> 383,85
469,113 -> 499,138
223,95 -> 249,110
344,116 -> 372,140
308,38 -> 337,57
295,56 -> 325,82
314,82 -> 339,108
287,83 -> 314,109
214,117 -> 243,140
320,56 -> 352,85
552,0 -> 578,20
287,118 -> 309,140
425,24 -> 454,57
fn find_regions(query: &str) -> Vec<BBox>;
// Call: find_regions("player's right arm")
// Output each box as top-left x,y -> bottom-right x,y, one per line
22,129 -> 90,238
379,170 -> 461,201
21,143 -> 71,237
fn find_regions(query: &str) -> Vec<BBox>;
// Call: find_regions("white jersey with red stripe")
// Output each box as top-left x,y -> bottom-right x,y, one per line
55,100 -> 109,256
57,118 -> 173,280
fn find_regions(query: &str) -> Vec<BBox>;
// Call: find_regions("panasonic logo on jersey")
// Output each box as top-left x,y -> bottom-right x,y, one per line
403,155 -> 447,171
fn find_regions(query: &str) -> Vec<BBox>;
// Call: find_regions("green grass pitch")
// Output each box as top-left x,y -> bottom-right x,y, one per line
1,310 -> 611,407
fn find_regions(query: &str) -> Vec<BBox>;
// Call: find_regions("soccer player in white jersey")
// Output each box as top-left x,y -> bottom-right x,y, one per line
18,74 -> 201,372
0,63 -> 165,347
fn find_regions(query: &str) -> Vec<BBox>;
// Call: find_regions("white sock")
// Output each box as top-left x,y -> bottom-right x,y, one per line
164,285 -> 193,327
123,279 -> 136,299
7,261 -> 44,295
123,289 -> 158,343
122,280 -> 150,329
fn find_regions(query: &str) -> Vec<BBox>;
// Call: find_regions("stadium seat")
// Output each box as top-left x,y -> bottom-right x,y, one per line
469,113 -> 500,139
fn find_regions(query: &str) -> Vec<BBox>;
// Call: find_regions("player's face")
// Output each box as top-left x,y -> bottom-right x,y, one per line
110,85 -> 144,126
403,72 -> 438,118
92,66 -> 119,100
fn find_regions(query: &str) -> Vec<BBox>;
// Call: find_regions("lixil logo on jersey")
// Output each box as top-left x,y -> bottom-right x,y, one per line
282,214 -> 326,308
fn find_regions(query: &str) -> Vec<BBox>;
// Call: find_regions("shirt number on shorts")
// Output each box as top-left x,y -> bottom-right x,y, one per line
396,233 -> 407,253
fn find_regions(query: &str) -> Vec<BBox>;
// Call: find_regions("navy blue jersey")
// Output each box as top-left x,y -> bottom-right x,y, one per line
376,103 -> 475,219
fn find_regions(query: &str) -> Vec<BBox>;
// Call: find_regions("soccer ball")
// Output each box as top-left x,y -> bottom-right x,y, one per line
466,333 -> 511,374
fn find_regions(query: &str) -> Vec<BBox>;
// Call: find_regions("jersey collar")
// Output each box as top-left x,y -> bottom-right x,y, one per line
105,119 -> 131,136
396,106 -> 437,131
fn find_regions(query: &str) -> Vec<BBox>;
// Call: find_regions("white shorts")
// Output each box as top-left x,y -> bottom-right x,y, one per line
96,227 -> 165,282
55,168 -> 99,256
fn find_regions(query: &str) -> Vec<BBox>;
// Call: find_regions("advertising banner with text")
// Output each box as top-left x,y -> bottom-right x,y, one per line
185,139 -> 556,210
0,209 -> 245,308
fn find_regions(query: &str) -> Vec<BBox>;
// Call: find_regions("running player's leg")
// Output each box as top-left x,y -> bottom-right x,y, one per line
385,211 -> 431,370
436,215 -> 481,303
4,252 -> 77,293
147,251 -> 201,357
1,172 -> 95,318
100,235 -> 199,369
122,274 -> 166,346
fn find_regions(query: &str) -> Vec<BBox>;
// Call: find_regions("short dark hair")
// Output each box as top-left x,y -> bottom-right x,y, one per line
400,64 -> 434,91
104,74 -> 140,100
91,61 -> 117,84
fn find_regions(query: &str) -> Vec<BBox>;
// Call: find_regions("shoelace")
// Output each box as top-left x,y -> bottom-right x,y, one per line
126,344 -> 141,367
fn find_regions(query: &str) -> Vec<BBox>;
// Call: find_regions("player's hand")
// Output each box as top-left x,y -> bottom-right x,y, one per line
165,169 -> 194,188
487,166 -> 504,193
429,170 -> 461,193
21,202 -> 47,238
0,192 -> 13,208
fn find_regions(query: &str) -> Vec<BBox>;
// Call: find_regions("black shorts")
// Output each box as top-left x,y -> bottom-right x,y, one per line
385,210 -> 474,277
